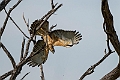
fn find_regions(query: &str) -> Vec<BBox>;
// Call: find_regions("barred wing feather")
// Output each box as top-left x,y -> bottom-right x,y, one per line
50,30 -> 82,47
28,40 -> 48,67
30,20 -> 49,36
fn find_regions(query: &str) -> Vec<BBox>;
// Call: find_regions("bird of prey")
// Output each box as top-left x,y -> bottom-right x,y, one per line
28,40 -> 49,67
30,19 -> 82,53
29,19 -> 82,67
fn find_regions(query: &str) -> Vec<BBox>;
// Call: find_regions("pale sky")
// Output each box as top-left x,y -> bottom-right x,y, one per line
0,0 -> 120,80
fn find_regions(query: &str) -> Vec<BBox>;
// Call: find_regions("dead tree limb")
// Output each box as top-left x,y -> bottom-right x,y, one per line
22,34 -> 34,60
0,42 -> 16,69
0,70 -> 13,80
0,0 -> 22,40
20,37 -> 25,61
101,0 -> 120,79
0,0 -> 11,12
101,0 -> 120,56
20,72 -> 30,80
4,9 -> 29,39
40,65 -> 45,80
23,13 -> 29,31
80,0 -> 120,79
101,61 -> 120,80
36,3 -> 62,31
79,50 -> 114,80
0,0 -> 62,80
51,0 -> 58,9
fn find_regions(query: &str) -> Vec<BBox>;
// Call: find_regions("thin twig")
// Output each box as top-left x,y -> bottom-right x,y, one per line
0,42 -> 16,69
79,50 -> 114,80
51,0 -> 55,9
4,9 -> 29,39
17,44 -> 46,67
80,33 -> 114,80
22,34 -> 34,60
20,72 -> 30,80
103,20 -> 112,52
20,37 -> 25,61
0,0 -> 62,80
36,3 -> 62,31
40,65 -> 45,80
50,0 -> 58,9
23,13 -> 29,30
0,0 -> 22,40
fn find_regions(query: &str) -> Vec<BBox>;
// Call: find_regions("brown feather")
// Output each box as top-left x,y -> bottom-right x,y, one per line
28,40 -> 49,67
30,20 -> 49,36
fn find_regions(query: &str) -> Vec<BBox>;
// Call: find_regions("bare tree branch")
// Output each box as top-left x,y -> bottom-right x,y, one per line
8,44 -> 46,80
0,42 -> 16,69
21,2 -> 62,60
101,0 -> 120,79
22,4 -> 62,60
50,0 -> 58,9
20,72 -> 30,80
20,37 -> 25,61
0,0 -> 63,80
36,3 -> 62,31
0,0 -> 22,40
101,0 -> 120,56
22,34 -> 34,60
23,13 -> 30,31
51,0 -> 54,9
0,70 -> 13,80
9,43 -> 46,80
101,61 -> 120,80
79,50 -> 114,80
4,9 -> 29,39
40,65 -> 45,80
0,0 -> 11,12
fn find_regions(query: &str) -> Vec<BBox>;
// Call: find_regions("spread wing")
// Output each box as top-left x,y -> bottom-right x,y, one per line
49,29 -> 82,47
30,20 -> 49,36
28,40 -> 49,67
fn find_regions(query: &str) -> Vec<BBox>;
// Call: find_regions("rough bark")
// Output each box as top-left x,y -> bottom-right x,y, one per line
101,0 -> 120,79
101,62 -> 120,80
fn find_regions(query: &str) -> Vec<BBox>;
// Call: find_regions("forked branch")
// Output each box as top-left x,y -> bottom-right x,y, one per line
4,9 -> 29,39
101,0 -> 120,79
79,50 -> 114,80
0,0 -> 63,80
0,0 -> 22,40
36,3 -> 62,31
0,0 -> 11,12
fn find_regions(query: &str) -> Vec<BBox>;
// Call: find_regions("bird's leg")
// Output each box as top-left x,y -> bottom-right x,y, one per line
48,44 -> 55,54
